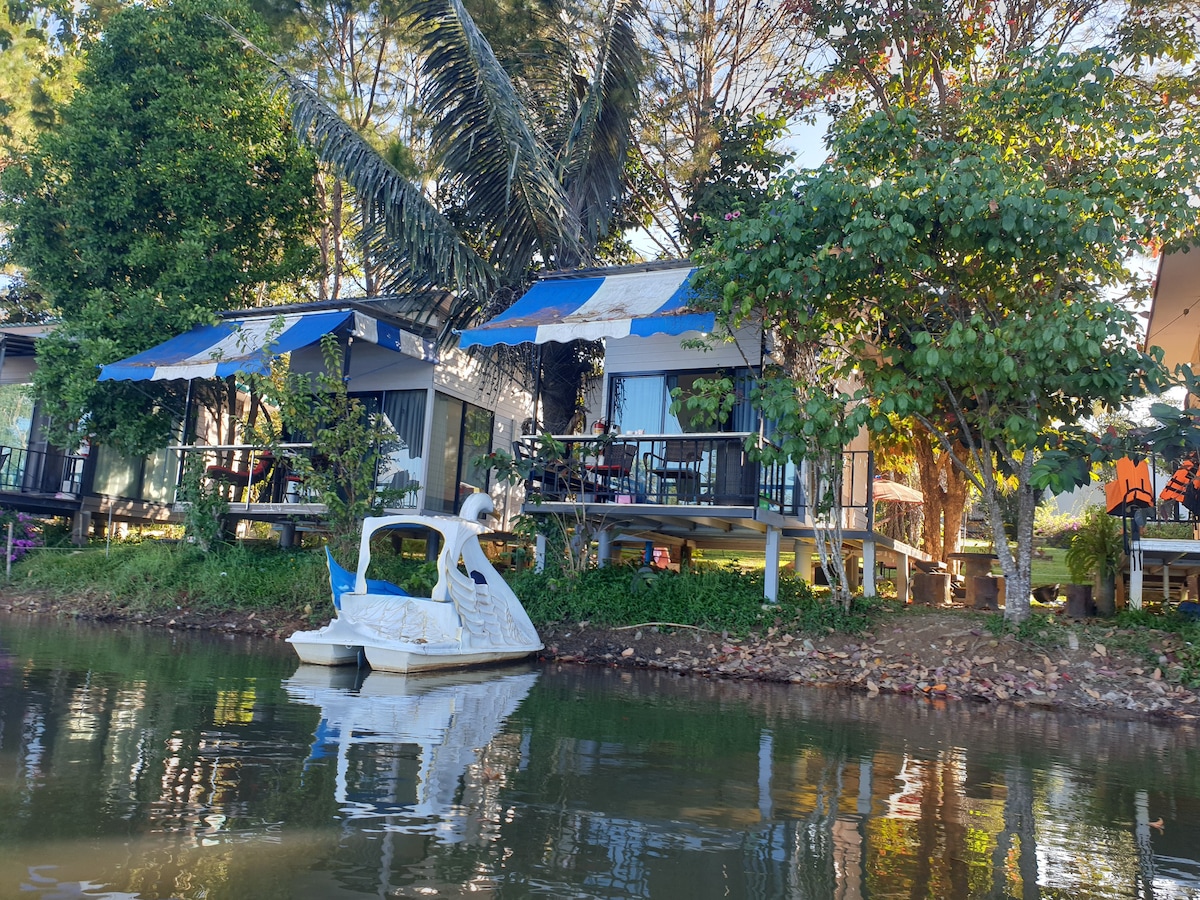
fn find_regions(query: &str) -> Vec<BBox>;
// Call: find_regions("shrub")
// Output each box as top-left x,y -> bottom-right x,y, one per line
1033,503 -> 1081,548
508,563 -> 881,636
0,507 -> 43,562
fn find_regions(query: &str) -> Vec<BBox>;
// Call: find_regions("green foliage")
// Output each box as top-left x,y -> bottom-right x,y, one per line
0,506 -> 42,562
1111,609 -> 1200,687
700,49 -> 1200,622
268,335 -> 405,557
508,563 -> 879,636
1064,506 -> 1122,584
983,611 -> 1068,649
1033,503 -> 1080,549
15,541 -> 329,614
177,451 -> 229,553
682,111 -> 791,251
1,0 -> 318,455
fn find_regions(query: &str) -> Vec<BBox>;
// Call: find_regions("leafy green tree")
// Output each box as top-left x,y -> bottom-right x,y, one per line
269,336 -> 402,559
702,50 -> 1200,621
1,0 -> 318,454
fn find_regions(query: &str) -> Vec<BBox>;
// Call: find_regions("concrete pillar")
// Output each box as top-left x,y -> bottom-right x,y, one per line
862,541 -> 877,597
765,526 -> 781,603
71,511 -> 92,547
278,521 -> 296,549
535,533 -> 547,574
793,539 -> 814,582
1163,563 -> 1170,602
845,553 -> 861,592
1129,539 -> 1143,609
597,529 -> 611,568
895,552 -> 910,604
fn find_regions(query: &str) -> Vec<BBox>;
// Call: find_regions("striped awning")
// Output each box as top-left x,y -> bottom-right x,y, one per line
99,310 -> 436,382
457,266 -> 712,348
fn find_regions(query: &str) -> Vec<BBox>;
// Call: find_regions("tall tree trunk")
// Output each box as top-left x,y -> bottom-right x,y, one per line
914,430 -> 971,563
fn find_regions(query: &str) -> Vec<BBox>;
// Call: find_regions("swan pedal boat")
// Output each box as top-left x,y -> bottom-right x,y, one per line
287,494 -> 542,673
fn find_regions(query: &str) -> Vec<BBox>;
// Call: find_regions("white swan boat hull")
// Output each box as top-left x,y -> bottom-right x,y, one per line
287,495 -> 542,672
362,643 -> 542,674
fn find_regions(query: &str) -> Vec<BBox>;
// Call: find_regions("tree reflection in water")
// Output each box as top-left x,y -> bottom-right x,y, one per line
1,617 -> 1199,899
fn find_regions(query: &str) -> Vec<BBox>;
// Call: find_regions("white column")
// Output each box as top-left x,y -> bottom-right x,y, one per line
765,526 -> 781,603
896,553 -> 910,604
535,533 -> 547,574
862,540 -> 877,597
1129,537 -> 1143,609
793,539 -> 814,582
597,529 -> 611,568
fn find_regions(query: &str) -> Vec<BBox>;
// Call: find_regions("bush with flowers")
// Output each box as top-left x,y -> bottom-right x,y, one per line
0,507 -> 42,563
1033,502 -> 1081,549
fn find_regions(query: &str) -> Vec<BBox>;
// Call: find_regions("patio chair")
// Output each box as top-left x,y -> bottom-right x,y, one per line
644,441 -> 703,504
585,443 -> 638,500
206,451 -> 274,501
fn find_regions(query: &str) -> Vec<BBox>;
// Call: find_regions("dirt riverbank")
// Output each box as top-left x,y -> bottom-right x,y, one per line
2,589 -> 1197,722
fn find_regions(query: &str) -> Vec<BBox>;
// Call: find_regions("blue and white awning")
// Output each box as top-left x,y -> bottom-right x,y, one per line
458,266 -> 712,348
99,310 -> 436,382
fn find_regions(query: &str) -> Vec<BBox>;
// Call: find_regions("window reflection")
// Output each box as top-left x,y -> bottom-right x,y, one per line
608,370 -> 755,434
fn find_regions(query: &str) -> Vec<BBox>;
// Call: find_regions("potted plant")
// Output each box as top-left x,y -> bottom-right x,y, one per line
1064,505 -> 1123,616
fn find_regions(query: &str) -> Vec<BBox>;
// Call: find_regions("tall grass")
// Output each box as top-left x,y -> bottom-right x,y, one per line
13,543 -> 330,615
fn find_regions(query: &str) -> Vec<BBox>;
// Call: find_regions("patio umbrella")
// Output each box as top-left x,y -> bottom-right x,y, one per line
872,479 -> 924,503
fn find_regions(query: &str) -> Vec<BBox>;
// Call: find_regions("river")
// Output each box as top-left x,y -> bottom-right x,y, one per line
1,613 -> 1198,899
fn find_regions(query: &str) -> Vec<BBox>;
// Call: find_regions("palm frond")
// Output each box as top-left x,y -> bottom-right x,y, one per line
411,0 -> 583,277
218,17 -> 498,342
283,70 -> 498,338
560,0 -> 643,259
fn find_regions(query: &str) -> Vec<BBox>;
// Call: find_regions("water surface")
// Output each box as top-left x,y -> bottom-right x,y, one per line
1,613 -> 1198,899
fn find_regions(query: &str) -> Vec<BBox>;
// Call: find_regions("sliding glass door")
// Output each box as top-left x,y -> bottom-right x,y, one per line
425,393 -> 493,514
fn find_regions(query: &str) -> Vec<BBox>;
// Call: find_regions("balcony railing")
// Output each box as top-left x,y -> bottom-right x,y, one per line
0,444 -> 85,497
173,444 -> 418,509
514,435 -> 879,523
514,433 -> 776,508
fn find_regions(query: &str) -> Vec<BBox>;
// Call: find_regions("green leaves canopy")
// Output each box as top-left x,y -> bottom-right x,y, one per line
276,0 -> 643,337
701,50 -> 1200,620
1,0 -> 318,453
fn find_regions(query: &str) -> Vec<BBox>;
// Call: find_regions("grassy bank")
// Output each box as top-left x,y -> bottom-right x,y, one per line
9,541 -> 882,636
9,542 -> 1200,686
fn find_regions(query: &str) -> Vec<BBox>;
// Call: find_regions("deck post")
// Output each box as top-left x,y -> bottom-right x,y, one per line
1162,563 -> 1170,602
71,511 -> 91,547
597,528 -> 611,568
765,525 -> 781,603
535,533 -> 547,573
1129,538 -> 1143,609
793,539 -> 813,582
862,540 -> 877,597
845,553 -> 861,592
895,552 -> 910,604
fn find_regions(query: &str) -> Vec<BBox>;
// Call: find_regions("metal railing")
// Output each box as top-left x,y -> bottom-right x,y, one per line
173,444 -> 419,508
0,444 -> 85,497
514,434 -> 795,512
514,435 -> 878,522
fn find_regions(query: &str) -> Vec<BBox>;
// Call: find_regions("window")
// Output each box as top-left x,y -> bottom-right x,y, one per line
607,369 -> 756,434
425,394 -> 493,514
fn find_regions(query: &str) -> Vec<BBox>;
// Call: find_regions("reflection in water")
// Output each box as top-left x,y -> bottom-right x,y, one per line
1,615 -> 1200,898
284,666 -> 540,834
